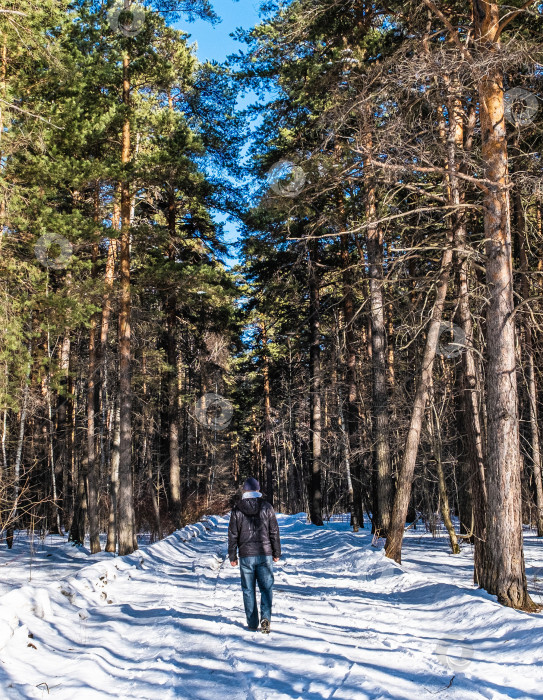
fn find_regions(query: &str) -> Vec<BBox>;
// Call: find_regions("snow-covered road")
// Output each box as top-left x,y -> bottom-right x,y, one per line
1,514 -> 543,699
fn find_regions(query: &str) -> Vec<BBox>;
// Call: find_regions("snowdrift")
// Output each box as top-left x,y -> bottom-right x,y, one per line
0,513 -> 542,699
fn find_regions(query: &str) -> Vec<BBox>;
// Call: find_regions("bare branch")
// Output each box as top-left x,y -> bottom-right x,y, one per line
497,0 -> 540,38
0,98 -> 63,129
420,0 -> 472,61
0,9 -> 28,16
367,158 -> 495,193
286,203 -> 483,241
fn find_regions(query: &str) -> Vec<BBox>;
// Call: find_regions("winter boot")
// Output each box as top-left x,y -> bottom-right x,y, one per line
260,618 -> 270,634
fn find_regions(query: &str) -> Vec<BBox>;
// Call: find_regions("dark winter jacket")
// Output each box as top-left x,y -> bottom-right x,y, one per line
228,498 -> 281,562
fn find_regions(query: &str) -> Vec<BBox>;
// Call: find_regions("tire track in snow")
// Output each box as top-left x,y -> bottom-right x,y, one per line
262,527 -> 468,699
270,546 -> 377,699
216,521 -> 420,699
210,520 -> 471,700
328,661 -> 356,699
212,552 -> 259,700
8,514 -> 540,699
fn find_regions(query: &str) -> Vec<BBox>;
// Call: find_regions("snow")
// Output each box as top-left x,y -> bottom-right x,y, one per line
0,532 -> 117,598
0,515 -> 542,699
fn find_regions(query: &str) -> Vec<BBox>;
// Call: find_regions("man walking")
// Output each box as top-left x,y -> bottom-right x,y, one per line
228,477 -> 281,633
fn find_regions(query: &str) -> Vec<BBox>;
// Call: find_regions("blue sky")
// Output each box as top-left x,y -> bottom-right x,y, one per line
179,0 -> 262,63
175,0 -> 264,266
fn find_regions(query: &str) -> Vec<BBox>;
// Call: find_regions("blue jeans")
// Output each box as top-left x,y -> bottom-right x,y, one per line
239,555 -> 274,628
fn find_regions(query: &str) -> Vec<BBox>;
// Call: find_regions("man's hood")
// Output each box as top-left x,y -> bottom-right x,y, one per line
237,497 -> 262,516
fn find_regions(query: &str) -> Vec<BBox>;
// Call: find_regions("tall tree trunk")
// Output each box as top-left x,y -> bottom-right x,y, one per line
41,317 -> 61,535
387,303 -> 395,388
70,474 -> 87,545
87,310 -> 100,553
308,245 -> 323,526
142,352 -> 162,541
1,403 -> 6,485
0,43 -> 7,245
261,323 -> 274,506
146,447 -> 162,542
340,232 -> 361,531
337,364 -> 355,528
117,52 -> 136,556
525,335 -> 543,537
105,401 -> 120,553
101,222 -> 118,551
456,240 -> 488,583
511,145 -> 543,537
334,312 -> 355,525
429,389 -> 460,554
166,299 -> 181,526
13,347 -> 31,518
166,189 -> 181,527
66,343 -> 76,533
99,201 -> 119,368
472,0 -> 535,610
385,240 -> 454,563
56,332 -> 71,531
69,445 -> 87,546
7,360 -> 30,547
365,124 -> 392,536
447,85 -> 488,583
44,359 -> 62,535
86,189 -> 101,554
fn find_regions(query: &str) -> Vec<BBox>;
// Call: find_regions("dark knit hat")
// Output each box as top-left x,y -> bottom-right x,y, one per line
243,477 -> 260,492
